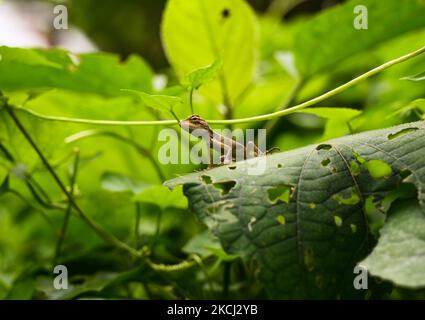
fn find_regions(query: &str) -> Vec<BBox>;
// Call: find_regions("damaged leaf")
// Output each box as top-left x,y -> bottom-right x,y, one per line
165,121 -> 425,298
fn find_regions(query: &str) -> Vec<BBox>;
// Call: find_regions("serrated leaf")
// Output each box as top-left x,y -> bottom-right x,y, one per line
182,59 -> 223,90
165,121 -> 425,298
161,0 -> 257,104
360,200 -> 425,288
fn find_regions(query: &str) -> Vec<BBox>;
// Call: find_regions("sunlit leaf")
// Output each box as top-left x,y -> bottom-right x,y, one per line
294,0 -> 425,76
162,0 -> 258,104
133,185 -> 188,210
122,90 -> 181,114
182,59 -> 223,90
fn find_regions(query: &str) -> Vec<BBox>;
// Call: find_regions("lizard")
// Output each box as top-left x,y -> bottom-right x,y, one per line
179,114 -> 279,167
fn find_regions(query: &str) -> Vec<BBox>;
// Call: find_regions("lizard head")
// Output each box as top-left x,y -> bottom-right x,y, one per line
180,114 -> 212,134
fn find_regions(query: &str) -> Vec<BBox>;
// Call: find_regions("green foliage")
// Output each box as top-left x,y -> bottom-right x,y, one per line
182,59 -> 223,91
162,0 -> 257,104
133,185 -> 188,210
0,0 -> 424,300
294,0 -> 425,76
122,90 -> 182,119
361,200 -> 425,288
0,47 -> 153,96
166,122 -> 425,298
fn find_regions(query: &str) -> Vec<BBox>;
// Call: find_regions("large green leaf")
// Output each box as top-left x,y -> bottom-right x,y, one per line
165,121 -> 425,298
161,0 -> 257,104
360,200 -> 425,289
294,0 -> 425,76
0,47 -> 153,96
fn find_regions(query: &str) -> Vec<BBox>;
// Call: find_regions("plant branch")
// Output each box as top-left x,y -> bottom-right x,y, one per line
189,87 -> 194,114
8,45 -> 425,126
265,78 -> 305,134
53,149 -> 80,264
134,202 -> 141,248
5,188 -> 56,229
3,103 -> 142,258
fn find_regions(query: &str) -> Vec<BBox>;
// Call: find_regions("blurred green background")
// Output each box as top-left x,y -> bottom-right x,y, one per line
0,0 -> 424,299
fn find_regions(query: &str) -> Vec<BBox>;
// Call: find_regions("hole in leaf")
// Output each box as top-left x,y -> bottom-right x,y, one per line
304,247 -> 315,271
247,216 -> 256,232
365,195 -> 386,237
213,181 -> 236,195
201,175 -> 212,184
387,127 -> 418,140
364,160 -> 392,179
277,163 -> 283,169
350,224 -> 357,233
228,165 -> 237,170
380,183 -> 416,214
267,185 -> 293,204
334,215 -> 343,227
350,161 -> 361,175
352,150 -> 365,164
332,167 -> 337,174
321,158 -> 330,167
399,169 -> 412,180
334,187 -> 360,205
221,8 -> 231,18
316,144 -> 332,151
276,214 -> 286,225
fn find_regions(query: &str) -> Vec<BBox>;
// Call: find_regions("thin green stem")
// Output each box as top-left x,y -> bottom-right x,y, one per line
147,255 -> 214,273
199,0 -> 233,123
189,87 -> 194,114
13,106 -> 178,126
54,149 -> 80,264
211,44 -> 425,124
8,45 -> 425,126
153,208 -> 162,247
28,176 -> 52,204
25,180 -> 65,211
5,189 -> 55,229
4,103 -> 142,259
266,0 -> 306,18
265,78 -> 305,133
134,202 -> 141,248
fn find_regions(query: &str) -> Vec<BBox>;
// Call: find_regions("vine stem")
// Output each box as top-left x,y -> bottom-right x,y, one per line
3,103 -> 142,259
265,78 -> 305,133
10,45 -> 425,126
53,149 -> 79,264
